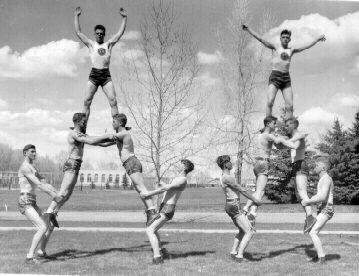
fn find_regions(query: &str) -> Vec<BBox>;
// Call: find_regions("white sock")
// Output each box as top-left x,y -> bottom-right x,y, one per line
26,254 -> 34,259
153,254 -> 161,258
250,211 -> 257,217
46,208 -> 54,213
230,251 -> 237,255
37,249 -> 44,255
147,207 -> 155,211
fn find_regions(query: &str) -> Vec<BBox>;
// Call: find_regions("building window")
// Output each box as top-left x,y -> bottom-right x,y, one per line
94,174 -> 98,183
115,174 -> 120,183
109,174 -> 113,183
101,174 -> 106,183
80,174 -> 84,182
87,174 -> 91,183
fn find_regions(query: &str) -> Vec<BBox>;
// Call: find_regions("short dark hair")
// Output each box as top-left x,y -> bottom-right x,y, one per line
264,116 -> 278,127
216,155 -> 230,169
23,144 -> 35,156
315,156 -> 331,170
181,159 -> 194,174
285,117 -> 299,128
113,113 -> 127,126
72,113 -> 86,122
94,25 -> 106,33
280,29 -> 291,36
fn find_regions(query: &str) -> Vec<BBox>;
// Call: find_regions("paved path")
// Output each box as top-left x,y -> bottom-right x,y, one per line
0,227 -> 358,235
1,211 -> 359,223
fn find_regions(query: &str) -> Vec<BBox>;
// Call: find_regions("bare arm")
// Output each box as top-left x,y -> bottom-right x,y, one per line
224,176 -> 262,206
73,132 -> 115,145
108,8 -> 127,48
292,35 -> 325,54
95,141 -> 117,147
74,6 -> 91,47
21,169 -> 59,198
140,178 -> 186,198
242,24 -> 275,50
302,178 -> 331,205
277,137 -> 300,150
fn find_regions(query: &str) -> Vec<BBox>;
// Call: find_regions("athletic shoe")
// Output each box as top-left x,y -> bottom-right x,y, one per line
25,257 -> 41,265
50,213 -> 60,228
231,253 -> 237,260
42,213 -> 59,228
246,214 -> 256,232
37,252 -> 57,260
235,257 -> 243,264
161,248 -> 169,260
303,215 -> 316,234
307,255 -> 319,263
146,209 -> 160,227
152,256 -> 163,265
318,257 -> 326,264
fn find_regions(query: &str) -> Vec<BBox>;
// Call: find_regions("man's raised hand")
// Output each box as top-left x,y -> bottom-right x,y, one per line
119,7 -> 127,17
318,34 -> 326,42
75,6 -> 82,16
242,23 -> 248,31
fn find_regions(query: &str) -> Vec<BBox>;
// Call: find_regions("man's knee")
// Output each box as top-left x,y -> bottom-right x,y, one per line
109,97 -> 117,107
84,99 -> 92,107
146,226 -> 155,235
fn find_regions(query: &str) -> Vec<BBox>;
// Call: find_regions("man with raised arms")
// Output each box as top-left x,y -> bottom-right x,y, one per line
18,144 -> 61,264
216,155 -> 262,263
74,6 -> 127,121
276,118 -> 316,233
140,159 -> 194,265
44,113 -> 116,223
112,113 -> 158,226
243,116 -> 305,231
242,24 -> 325,119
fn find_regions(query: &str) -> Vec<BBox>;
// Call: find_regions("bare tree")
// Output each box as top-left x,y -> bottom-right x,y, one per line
96,161 -> 119,170
118,0 -> 213,183
214,0 -> 274,184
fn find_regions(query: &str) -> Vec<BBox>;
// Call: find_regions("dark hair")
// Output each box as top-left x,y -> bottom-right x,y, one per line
72,113 -> 86,122
181,159 -> 194,174
315,156 -> 331,170
216,155 -> 230,169
94,25 -> 106,33
280,29 -> 292,36
285,117 -> 299,128
23,144 -> 35,156
263,116 -> 278,127
113,113 -> 127,126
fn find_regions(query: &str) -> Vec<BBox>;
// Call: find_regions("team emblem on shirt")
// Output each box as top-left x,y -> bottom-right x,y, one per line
98,48 -> 106,56
281,52 -> 289,61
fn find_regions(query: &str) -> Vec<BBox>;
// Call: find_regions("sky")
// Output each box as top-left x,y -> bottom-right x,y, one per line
0,0 -> 359,169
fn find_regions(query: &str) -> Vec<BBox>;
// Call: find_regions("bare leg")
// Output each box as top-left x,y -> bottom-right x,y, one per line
53,174 -> 78,212
38,225 -> 54,254
295,175 -> 312,216
102,81 -> 119,118
24,208 -> 48,258
267,84 -> 279,117
129,172 -> 155,210
146,214 -> 168,257
83,81 -> 99,122
282,86 -> 294,119
244,175 -> 267,214
230,232 -> 242,254
234,214 -> 253,258
309,214 -> 329,257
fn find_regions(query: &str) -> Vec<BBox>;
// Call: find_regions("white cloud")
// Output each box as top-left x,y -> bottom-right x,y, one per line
0,98 -> 8,109
196,71 -> 220,87
0,39 -> 86,78
197,51 -> 222,64
37,99 -> 54,105
299,107 -> 346,125
121,30 -> 141,40
329,93 -> 359,107
40,127 -> 69,144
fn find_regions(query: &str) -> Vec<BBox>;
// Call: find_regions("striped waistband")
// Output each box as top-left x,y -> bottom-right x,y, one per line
20,192 -> 35,197
123,155 -> 136,165
226,198 -> 240,202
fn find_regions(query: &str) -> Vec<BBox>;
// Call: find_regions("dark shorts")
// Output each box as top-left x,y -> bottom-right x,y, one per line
123,156 -> 142,176
317,203 -> 334,220
225,198 -> 245,219
253,159 -> 269,177
291,160 -> 309,177
89,68 -> 112,87
18,193 -> 42,215
63,158 -> 82,174
159,203 -> 176,220
268,70 -> 291,91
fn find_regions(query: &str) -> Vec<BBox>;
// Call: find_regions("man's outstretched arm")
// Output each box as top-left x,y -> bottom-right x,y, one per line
225,177 -> 262,206
74,6 -> 91,47
73,133 -> 116,146
108,8 -> 127,47
242,24 -> 275,50
292,35 -> 325,54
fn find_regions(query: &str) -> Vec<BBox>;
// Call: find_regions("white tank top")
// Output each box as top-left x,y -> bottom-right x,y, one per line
220,176 -> 240,200
272,46 -> 292,72
89,40 -> 111,69
317,174 -> 334,207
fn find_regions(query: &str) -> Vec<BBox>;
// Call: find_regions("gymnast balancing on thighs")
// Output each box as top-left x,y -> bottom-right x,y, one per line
216,155 -> 262,264
242,24 -> 325,119
140,159 -> 195,265
74,6 -> 127,121
18,144 -> 62,264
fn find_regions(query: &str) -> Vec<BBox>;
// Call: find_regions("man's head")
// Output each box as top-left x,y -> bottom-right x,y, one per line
112,113 -> 127,130
94,25 -> 106,43
280,29 -> 291,46
285,117 -> 299,135
73,113 -> 87,130
263,116 -> 278,131
313,156 -> 331,175
179,159 -> 194,175
23,144 -> 36,160
216,155 -> 232,170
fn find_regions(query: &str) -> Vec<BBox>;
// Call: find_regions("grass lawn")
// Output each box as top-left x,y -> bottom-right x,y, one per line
1,189 -> 359,213
0,230 -> 358,275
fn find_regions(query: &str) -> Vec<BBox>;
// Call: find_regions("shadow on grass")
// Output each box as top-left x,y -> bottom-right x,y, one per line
167,250 -> 216,260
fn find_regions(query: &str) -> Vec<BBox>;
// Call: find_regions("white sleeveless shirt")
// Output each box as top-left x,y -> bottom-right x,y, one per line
89,40 -> 112,69
272,44 -> 292,72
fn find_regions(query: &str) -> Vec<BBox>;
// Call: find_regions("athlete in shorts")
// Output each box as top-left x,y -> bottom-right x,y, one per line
18,144 -> 62,264
301,157 -> 334,264
112,113 -> 158,226
242,24 -> 325,119
276,118 -> 316,233
216,155 -> 262,263
44,113 -> 116,224
75,6 -> 127,121
140,159 -> 194,265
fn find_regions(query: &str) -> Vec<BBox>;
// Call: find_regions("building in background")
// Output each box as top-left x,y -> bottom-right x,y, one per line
77,168 -> 131,188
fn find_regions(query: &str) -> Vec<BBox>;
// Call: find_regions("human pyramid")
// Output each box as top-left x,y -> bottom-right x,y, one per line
17,7 -> 334,266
